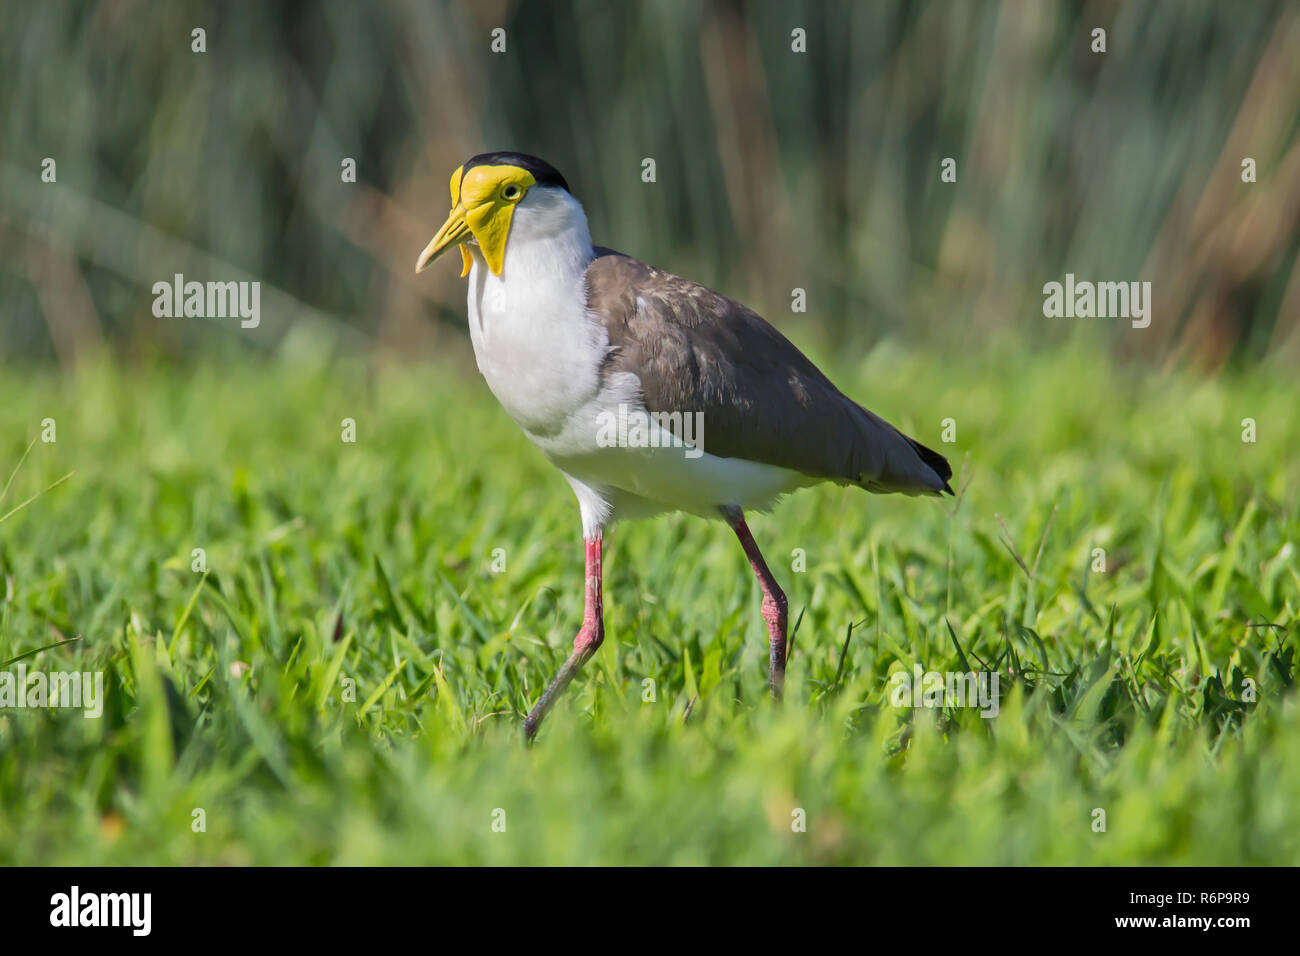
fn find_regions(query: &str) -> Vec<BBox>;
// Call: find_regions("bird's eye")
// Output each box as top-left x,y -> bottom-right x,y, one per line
502,184 -> 522,200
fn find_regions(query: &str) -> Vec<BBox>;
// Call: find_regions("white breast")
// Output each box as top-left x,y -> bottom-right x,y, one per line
462,188 -> 815,535
466,256 -> 605,441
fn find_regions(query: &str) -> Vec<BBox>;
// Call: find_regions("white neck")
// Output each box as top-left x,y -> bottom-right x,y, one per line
499,187 -> 594,280
465,189 -> 605,440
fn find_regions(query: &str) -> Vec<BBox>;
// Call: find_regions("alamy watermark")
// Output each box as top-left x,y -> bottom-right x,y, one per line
1042,274 -> 1151,328
890,665 -> 1000,718
595,403 -> 704,459
0,665 -> 104,718
50,886 -> 151,936
151,273 -> 260,328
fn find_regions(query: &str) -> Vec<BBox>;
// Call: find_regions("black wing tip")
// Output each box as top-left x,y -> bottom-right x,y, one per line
907,436 -> 954,495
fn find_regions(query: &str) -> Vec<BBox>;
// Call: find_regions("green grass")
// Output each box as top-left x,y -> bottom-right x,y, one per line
0,341 -> 1296,865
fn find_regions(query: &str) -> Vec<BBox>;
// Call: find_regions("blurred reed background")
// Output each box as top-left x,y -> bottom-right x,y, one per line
1,0 -> 1297,370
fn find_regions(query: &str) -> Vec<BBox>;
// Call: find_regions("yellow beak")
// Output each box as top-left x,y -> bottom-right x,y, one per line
415,203 -> 474,275
417,163 -> 535,277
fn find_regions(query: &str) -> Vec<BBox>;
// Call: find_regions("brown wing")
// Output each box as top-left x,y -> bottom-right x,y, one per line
584,249 -> 952,495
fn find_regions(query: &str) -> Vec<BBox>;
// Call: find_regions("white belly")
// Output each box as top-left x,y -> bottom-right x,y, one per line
465,250 -> 816,534
557,440 -> 814,520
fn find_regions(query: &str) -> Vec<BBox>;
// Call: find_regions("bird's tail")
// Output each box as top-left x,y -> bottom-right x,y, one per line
904,435 -> 954,495
848,399 -> 955,497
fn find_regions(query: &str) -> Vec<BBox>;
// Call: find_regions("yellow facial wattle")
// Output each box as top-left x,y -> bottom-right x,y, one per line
448,165 -> 472,277
416,163 -> 536,277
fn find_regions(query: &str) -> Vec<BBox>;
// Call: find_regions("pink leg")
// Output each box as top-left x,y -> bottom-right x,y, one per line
724,508 -> 789,699
524,536 -> 604,739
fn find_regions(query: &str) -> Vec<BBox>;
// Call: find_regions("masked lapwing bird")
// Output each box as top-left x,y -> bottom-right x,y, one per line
416,151 -> 953,738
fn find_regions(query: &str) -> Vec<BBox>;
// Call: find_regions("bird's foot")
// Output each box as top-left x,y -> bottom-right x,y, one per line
524,619 -> 604,740
763,593 -> 788,701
